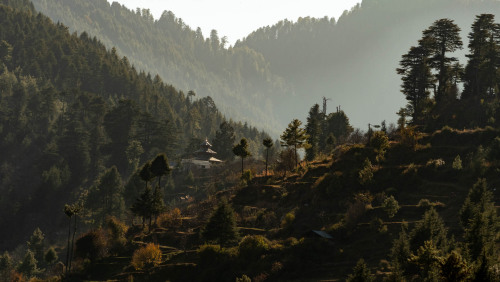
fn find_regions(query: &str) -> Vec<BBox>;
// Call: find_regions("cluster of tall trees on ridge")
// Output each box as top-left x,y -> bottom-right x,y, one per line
398,14 -> 500,130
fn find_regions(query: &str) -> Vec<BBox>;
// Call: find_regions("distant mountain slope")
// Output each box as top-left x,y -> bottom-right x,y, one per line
238,0 -> 500,127
31,0 -> 288,135
32,0 -> 500,131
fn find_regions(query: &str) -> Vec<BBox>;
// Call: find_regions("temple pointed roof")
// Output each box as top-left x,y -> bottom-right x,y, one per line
200,139 -> 212,148
194,138 -> 222,162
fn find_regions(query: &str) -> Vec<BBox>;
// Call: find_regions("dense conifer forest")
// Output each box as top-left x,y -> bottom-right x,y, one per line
0,0 -> 500,281
31,0 -> 500,131
0,0 -> 269,254
31,0 -> 289,134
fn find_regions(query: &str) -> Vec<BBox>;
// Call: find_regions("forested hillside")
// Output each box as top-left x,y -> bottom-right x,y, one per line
31,0 -> 288,134
0,1 -> 269,250
30,0 -> 500,131
2,0 -> 500,281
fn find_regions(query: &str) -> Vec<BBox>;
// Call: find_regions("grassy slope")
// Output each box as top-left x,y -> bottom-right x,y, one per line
72,128 -> 500,281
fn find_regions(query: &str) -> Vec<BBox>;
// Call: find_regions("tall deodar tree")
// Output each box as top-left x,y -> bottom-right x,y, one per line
280,119 -> 309,168
233,138 -> 251,176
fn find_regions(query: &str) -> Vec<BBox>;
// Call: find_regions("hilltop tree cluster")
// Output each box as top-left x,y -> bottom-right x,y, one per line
398,14 -> 500,129
304,104 -> 353,161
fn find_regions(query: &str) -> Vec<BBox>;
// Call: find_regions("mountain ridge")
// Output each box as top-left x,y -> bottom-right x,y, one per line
31,0 -> 500,133
32,0 -> 289,135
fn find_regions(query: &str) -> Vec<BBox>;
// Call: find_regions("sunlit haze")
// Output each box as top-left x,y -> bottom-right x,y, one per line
108,0 -> 362,44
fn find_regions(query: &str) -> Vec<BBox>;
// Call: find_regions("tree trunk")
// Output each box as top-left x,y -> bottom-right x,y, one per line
265,148 -> 269,176
65,216 -> 72,274
69,215 -> 78,272
241,157 -> 244,176
294,144 -> 298,168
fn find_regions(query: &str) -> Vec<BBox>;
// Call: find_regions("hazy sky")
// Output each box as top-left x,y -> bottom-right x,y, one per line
107,0 -> 362,44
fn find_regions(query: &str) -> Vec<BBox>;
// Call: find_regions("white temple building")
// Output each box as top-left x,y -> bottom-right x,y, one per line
181,139 -> 223,170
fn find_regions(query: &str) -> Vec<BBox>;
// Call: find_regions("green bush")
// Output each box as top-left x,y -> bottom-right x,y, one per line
441,125 -> 454,133
452,155 -> 462,170
131,243 -> 162,270
158,208 -> 182,229
238,235 -> 271,261
370,217 -> 384,232
235,274 -> 252,282
403,163 -> 418,175
369,131 -> 390,162
280,211 -> 295,229
359,158 -> 374,185
426,158 -> 445,169
382,195 -> 400,218
106,216 -> 128,254
345,193 -> 373,230
283,237 -> 299,247
75,229 -> 107,262
398,126 -> 421,150
418,198 -> 432,208
241,169 -> 253,182
197,244 -> 233,267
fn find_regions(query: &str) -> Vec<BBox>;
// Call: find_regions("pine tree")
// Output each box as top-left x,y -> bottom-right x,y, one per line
27,227 -> 45,264
390,223 -> 411,276
325,133 -> 336,153
346,259 -> 373,282
0,251 -> 13,282
305,104 -> 322,161
233,138 -> 251,176
90,166 -> 124,223
408,240 -> 441,281
323,111 -> 353,144
212,121 -> 236,161
463,14 -> 500,99
63,204 -> 75,274
280,119 -> 309,168
397,45 -> 434,123
0,40 -> 12,63
139,161 -> 154,188
151,153 -> 170,190
151,186 -> 165,226
459,179 -> 498,261
409,208 -> 448,253
131,186 -> 154,230
473,256 -> 493,282
202,201 -> 239,246
263,137 -> 273,176
438,251 -> 471,282
421,18 -> 463,104
44,247 -> 58,265
149,154 -> 169,224
17,250 -> 38,279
